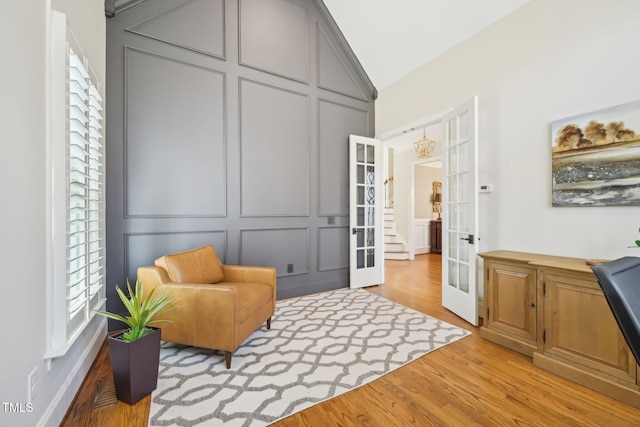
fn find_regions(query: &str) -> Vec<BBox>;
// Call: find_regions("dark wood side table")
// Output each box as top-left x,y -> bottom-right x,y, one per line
430,220 -> 442,254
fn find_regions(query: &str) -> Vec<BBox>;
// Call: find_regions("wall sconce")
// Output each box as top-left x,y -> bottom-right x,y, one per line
413,129 -> 436,158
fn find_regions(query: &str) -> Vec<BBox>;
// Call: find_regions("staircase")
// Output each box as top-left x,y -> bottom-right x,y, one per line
384,207 -> 410,260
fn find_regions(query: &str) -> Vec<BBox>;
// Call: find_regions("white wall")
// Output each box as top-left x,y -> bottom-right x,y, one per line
415,165 -> 442,219
0,1 -> 105,426
377,0 -> 640,261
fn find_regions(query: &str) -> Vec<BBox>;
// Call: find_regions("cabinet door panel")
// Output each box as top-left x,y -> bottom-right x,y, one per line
543,272 -> 636,384
487,262 -> 536,343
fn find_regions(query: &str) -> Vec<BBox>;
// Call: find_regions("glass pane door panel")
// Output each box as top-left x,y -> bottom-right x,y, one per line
357,165 -> 364,183
367,186 -> 375,205
448,118 -> 457,146
367,208 -> 375,226
366,166 -> 375,184
459,264 -> 469,293
448,146 -> 457,172
357,144 -> 365,162
448,232 -> 458,259
459,111 -> 469,140
357,250 -> 364,268
367,249 -> 375,267
448,260 -> 458,287
357,187 -> 364,204
449,205 -> 458,229
459,204 -> 468,232
458,141 -> 469,172
367,228 -> 375,246
448,176 -> 457,203
357,207 -> 364,226
458,173 -> 468,202
459,240 -> 469,263
367,145 -> 375,163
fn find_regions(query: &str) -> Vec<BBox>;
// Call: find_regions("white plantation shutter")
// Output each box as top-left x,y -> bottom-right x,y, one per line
46,11 -> 106,361
66,46 -> 105,334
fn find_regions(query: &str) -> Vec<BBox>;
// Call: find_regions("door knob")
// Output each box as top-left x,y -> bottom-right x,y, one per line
460,234 -> 475,244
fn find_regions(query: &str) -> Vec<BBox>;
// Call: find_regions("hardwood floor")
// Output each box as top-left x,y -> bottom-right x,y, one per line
62,254 -> 640,426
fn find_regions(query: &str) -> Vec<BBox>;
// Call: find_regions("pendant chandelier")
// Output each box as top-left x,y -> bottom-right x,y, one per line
413,129 -> 436,158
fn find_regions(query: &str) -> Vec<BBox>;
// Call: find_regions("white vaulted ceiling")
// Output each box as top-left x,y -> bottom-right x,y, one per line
322,0 -> 530,90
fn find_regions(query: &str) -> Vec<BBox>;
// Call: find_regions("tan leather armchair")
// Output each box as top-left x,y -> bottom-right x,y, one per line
137,245 -> 276,368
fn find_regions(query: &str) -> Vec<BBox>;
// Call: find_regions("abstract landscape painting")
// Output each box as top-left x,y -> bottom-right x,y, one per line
551,100 -> 640,207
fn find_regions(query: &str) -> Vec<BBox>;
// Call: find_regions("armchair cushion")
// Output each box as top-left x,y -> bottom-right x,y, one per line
155,245 -> 224,284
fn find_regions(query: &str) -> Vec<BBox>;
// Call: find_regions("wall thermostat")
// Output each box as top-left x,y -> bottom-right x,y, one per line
479,184 -> 493,193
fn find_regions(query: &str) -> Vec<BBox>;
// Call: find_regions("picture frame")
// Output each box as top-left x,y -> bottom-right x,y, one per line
551,100 -> 640,207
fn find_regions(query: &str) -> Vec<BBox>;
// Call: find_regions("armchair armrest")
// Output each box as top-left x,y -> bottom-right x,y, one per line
222,265 -> 276,285
222,265 -> 276,309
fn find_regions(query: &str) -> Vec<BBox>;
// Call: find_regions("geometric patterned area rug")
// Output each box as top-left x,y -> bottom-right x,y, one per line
148,288 -> 471,426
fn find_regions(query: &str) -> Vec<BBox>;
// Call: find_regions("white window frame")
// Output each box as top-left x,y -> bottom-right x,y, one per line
45,11 -> 106,366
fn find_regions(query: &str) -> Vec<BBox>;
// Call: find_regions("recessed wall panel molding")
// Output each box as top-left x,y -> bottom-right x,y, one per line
240,78 -> 310,217
240,228 -> 309,277
318,226 -> 349,271
126,0 -> 225,59
125,230 -> 227,282
318,99 -> 369,216
317,24 -> 367,101
125,47 -> 226,218
239,0 -> 309,83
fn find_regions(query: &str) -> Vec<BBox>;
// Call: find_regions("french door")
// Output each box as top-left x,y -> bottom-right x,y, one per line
442,97 -> 479,326
349,135 -> 383,288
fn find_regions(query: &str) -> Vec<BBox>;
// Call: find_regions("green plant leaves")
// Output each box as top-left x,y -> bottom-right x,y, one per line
95,279 -> 179,342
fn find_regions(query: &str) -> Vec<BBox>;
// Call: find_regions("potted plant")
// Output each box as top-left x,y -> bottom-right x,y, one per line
95,280 -> 177,404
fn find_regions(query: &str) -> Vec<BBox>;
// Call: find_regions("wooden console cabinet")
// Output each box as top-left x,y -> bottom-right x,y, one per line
480,251 -> 640,409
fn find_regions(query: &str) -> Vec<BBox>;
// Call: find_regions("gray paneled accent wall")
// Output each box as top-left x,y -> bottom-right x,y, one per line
239,0 -> 309,82
317,226 -> 349,271
239,78 -> 309,216
125,47 -> 226,217
106,0 -> 375,321
240,228 -> 309,275
127,0 -> 226,58
318,99 -> 368,216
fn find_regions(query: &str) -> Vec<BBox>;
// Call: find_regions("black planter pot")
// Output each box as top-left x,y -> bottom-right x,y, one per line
108,326 -> 161,405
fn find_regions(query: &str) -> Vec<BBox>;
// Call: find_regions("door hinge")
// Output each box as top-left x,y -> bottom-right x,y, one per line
486,268 -> 489,281
543,281 -> 546,296
543,328 -> 546,343
487,307 -> 490,319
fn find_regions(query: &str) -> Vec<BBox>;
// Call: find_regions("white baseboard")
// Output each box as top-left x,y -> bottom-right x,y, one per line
37,318 -> 107,427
